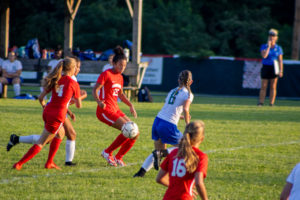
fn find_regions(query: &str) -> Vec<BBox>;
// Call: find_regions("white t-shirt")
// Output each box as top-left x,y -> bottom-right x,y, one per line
2,60 -> 22,74
157,87 -> 193,125
48,59 -> 62,72
102,64 -> 113,72
287,163 -> 300,200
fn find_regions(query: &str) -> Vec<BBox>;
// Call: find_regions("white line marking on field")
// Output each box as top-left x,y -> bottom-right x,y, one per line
1,140 -> 300,185
204,140 -> 300,153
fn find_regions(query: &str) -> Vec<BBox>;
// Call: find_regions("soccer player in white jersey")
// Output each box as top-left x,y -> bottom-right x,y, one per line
134,70 -> 194,177
7,56 -> 87,166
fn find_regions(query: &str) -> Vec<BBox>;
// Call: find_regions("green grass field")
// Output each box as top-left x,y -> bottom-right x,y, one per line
1,86 -> 300,199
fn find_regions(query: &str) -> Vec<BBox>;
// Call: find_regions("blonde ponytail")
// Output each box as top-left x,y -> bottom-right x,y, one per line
42,57 -> 76,91
42,61 -> 63,91
177,121 -> 205,173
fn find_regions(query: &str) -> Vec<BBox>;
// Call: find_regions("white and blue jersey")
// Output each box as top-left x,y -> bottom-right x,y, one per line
152,87 -> 193,145
260,44 -> 283,66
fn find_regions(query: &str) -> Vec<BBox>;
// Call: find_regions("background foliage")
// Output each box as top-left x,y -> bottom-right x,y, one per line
9,0 -> 294,58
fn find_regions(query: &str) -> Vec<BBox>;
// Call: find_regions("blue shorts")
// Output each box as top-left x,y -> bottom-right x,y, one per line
5,77 -> 23,84
151,117 -> 182,145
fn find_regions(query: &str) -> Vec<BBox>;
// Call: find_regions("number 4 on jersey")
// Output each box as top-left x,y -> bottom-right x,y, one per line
56,85 -> 64,97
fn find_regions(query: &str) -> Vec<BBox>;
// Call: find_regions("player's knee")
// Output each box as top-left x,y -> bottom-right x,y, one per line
66,130 -> 76,140
12,78 -> 21,84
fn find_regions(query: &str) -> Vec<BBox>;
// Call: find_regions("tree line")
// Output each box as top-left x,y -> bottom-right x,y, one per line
9,0 -> 294,58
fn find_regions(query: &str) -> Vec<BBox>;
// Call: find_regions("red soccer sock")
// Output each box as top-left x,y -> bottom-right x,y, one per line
105,134 -> 129,155
115,138 -> 137,159
17,144 -> 42,165
45,137 -> 62,165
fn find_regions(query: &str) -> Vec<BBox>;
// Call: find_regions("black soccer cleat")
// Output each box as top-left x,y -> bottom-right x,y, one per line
133,168 -> 146,178
152,150 -> 161,171
65,162 -> 77,166
7,134 -> 19,152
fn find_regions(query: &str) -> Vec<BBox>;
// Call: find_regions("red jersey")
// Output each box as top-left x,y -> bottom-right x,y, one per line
96,69 -> 123,113
44,75 -> 81,123
160,147 -> 208,200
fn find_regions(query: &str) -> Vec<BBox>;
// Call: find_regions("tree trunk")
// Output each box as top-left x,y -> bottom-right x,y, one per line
64,0 -> 81,57
0,0 -> 10,58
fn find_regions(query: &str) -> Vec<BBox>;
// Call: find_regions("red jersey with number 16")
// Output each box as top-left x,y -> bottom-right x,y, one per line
44,75 -> 81,122
160,147 -> 208,200
96,69 -> 123,113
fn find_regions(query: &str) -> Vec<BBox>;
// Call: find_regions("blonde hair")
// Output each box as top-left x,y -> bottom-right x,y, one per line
177,120 -> 205,173
177,70 -> 193,97
269,28 -> 278,36
42,57 -> 76,91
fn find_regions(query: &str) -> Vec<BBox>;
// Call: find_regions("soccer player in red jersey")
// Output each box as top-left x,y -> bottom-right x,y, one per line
156,121 -> 208,200
12,57 -> 82,170
92,46 -> 138,167
7,56 -> 87,167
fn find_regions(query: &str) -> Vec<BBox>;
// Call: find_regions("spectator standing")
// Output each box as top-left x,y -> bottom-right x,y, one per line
0,52 -> 22,97
258,28 -> 283,106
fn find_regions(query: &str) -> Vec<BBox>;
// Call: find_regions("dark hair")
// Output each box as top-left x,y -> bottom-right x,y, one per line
112,45 -> 127,63
177,70 -> 193,97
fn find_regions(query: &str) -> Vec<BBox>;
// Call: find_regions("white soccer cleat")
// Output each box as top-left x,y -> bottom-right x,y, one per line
114,156 -> 126,167
101,150 -> 117,167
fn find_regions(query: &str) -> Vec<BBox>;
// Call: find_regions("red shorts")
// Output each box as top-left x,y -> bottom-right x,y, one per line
96,107 -> 125,126
43,113 -> 64,134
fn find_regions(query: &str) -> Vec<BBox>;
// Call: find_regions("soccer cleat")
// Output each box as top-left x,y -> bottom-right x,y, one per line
65,161 -> 77,166
133,168 -> 146,178
12,163 -> 22,170
257,103 -> 264,107
101,150 -> 117,167
7,134 -> 19,152
45,162 -> 61,170
152,150 -> 161,170
114,156 -> 126,167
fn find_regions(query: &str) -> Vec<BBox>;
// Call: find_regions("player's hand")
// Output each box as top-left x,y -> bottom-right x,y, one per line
192,187 -> 198,199
279,71 -> 283,78
98,100 -> 106,109
70,97 -> 75,105
130,105 -> 137,118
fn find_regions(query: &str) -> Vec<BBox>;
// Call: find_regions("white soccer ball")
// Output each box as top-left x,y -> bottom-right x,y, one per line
122,121 -> 139,139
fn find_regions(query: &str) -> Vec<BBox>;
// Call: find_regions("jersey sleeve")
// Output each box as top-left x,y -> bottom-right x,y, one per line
17,60 -> 22,70
286,163 -> 300,184
160,154 -> 170,171
279,46 -> 284,55
196,153 -> 208,178
72,81 -> 81,99
97,71 -> 107,86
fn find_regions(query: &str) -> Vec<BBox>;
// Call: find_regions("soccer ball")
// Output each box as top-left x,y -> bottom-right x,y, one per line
122,121 -> 139,139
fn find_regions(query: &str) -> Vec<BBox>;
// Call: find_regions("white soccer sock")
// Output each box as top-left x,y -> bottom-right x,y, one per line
19,135 -> 40,144
13,84 -> 20,96
0,83 -> 2,94
141,147 -> 177,172
66,140 -> 76,162
142,153 -> 154,172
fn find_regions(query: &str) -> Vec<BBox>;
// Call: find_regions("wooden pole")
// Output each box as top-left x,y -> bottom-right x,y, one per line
64,0 -> 81,57
0,0 -> 10,58
132,0 -> 142,67
125,0 -> 133,18
292,0 -> 300,60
